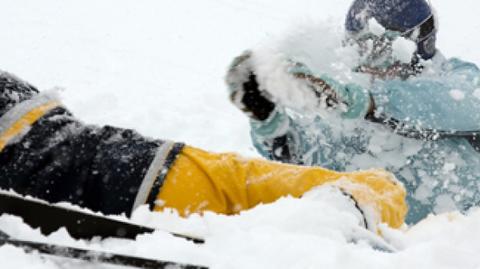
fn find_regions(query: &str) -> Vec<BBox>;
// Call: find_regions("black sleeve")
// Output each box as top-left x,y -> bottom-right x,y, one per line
0,107 -> 170,216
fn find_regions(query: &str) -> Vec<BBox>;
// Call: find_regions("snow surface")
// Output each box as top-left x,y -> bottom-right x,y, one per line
1,0 -> 480,268
449,89 -> 466,101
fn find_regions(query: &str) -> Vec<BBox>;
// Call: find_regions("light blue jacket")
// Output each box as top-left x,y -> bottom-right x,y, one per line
250,55 -> 480,224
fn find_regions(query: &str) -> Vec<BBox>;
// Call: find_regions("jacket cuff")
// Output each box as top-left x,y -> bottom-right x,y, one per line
341,83 -> 372,119
249,107 -> 290,139
318,75 -> 371,119
131,141 -> 185,212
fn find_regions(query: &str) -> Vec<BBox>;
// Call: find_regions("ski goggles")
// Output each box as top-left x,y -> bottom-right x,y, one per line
405,15 -> 435,39
402,14 -> 437,60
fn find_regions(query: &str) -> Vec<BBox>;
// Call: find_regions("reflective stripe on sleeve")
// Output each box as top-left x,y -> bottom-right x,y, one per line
131,141 -> 176,212
0,98 -> 61,152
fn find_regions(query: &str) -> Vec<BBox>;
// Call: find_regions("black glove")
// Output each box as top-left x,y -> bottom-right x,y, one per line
226,51 -> 276,121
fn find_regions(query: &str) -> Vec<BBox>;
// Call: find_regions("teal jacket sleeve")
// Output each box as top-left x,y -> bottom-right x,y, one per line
249,68 -> 373,165
249,103 -> 370,170
372,58 -> 480,131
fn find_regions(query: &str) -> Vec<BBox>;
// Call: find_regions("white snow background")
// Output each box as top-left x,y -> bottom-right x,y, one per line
1,0 -> 480,268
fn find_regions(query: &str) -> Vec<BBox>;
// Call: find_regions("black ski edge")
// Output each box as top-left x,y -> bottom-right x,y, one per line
0,192 -> 204,244
0,237 -> 208,269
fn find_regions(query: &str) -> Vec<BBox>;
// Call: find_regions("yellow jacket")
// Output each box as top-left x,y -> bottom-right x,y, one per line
157,146 -> 407,230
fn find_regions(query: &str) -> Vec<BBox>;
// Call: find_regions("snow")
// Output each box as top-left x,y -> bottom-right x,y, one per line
1,0 -> 480,268
368,18 -> 386,36
391,37 -> 418,63
474,88 -> 480,100
449,89 -> 466,100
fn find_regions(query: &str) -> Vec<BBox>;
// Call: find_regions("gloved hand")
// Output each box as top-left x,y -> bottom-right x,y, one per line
287,61 -> 373,119
225,51 -> 276,121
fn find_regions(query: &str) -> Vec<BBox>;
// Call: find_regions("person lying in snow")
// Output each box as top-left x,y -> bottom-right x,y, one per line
0,71 -> 406,233
227,0 -> 480,224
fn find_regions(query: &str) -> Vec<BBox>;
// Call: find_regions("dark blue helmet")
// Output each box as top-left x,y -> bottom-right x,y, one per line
345,0 -> 437,60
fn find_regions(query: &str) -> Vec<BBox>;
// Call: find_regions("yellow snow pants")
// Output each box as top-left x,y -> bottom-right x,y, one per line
156,146 -> 407,229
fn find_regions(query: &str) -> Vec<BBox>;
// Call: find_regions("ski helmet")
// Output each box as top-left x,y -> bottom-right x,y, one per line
345,0 -> 437,60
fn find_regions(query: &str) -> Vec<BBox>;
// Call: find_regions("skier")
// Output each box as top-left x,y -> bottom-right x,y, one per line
227,0 -> 480,224
0,71 -> 406,233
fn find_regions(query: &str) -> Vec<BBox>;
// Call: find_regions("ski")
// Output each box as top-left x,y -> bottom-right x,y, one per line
0,229 -> 207,269
0,191 -> 203,243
